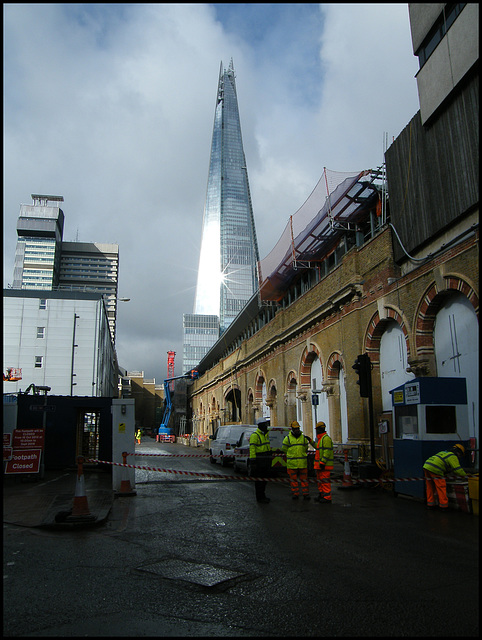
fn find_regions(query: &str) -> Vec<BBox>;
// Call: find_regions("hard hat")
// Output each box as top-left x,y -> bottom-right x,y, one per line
290,420 -> 300,429
316,421 -> 326,430
256,417 -> 270,426
452,443 -> 465,455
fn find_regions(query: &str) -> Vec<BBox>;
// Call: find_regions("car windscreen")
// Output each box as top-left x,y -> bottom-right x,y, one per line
268,428 -> 290,449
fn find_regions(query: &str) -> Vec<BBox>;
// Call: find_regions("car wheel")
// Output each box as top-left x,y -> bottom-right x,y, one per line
210,451 -> 216,464
221,453 -> 230,467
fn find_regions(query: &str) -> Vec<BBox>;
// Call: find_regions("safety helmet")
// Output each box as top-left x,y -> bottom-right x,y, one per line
290,420 -> 301,429
316,421 -> 326,430
452,443 -> 465,456
256,417 -> 270,427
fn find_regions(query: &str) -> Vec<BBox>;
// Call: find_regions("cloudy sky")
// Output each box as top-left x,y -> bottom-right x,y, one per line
3,3 -> 420,383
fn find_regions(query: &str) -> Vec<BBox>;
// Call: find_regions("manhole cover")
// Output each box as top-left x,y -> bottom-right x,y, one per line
139,558 -> 245,587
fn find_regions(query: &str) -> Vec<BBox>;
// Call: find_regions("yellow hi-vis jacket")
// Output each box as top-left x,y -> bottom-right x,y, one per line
282,432 -> 311,469
249,429 -> 271,459
315,432 -> 334,469
423,450 -> 466,477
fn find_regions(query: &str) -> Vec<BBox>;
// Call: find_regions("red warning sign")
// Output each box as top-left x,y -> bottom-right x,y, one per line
12,429 -> 45,449
5,448 -> 42,474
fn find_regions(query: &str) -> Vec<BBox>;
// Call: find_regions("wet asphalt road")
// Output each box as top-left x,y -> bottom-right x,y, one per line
3,440 -> 479,637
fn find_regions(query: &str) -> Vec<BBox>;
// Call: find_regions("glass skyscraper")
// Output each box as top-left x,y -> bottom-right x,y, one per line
183,60 -> 259,372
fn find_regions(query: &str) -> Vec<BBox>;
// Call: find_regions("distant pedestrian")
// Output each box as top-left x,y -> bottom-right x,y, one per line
135,429 -> 142,445
313,421 -> 333,504
282,421 -> 314,500
249,417 -> 272,504
423,444 -> 467,510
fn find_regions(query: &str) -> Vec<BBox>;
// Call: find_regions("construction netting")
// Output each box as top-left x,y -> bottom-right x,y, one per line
258,167 -> 374,301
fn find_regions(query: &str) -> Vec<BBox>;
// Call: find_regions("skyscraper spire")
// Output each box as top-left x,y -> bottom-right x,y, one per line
183,60 -> 259,371
193,59 -> 259,330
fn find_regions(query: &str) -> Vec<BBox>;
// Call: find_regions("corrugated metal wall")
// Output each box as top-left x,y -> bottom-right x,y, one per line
386,74 -> 478,262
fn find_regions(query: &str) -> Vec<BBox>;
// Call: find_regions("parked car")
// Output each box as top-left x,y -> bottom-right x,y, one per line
209,424 -> 256,466
233,425 -> 316,475
232,427 -> 258,474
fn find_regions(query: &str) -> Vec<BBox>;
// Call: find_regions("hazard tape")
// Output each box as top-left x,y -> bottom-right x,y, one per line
84,458 -> 475,484
126,450 -> 347,458
85,458 -> 289,482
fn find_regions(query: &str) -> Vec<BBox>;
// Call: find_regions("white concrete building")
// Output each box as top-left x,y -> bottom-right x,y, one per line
3,289 -> 118,397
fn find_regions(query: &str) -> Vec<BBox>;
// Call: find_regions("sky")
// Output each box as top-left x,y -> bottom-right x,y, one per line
3,3 -> 420,383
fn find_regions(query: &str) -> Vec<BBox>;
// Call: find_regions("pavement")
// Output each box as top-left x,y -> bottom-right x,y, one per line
3,466 -> 114,529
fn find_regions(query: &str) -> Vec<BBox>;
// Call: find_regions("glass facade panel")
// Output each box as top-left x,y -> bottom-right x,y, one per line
183,314 -> 219,373
188,59 -> 259,370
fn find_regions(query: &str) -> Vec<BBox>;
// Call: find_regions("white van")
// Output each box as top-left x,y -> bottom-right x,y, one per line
209,424 -> 255,466
233,426 -> 291,475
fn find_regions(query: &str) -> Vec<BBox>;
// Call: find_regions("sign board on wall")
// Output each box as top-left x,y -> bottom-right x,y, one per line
4,429 -> 44,475
12,429 -> 45,449
5,449 -> 42,474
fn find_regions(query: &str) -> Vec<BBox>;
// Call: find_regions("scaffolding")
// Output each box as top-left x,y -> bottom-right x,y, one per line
258,167 -> 384,301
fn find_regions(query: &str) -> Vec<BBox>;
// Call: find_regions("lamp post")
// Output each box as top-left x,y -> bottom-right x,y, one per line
36,385 -> 51,479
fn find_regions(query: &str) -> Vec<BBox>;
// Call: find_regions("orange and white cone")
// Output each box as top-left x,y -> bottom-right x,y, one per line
115,452 -> 137,497
68,456 -> 96,521
338,449 -> 360,490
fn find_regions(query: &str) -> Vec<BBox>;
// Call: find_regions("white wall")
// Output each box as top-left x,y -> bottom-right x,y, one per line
3,295 -> 117,397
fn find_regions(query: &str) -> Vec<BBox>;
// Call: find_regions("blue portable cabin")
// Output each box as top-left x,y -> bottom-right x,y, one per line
390,377 -> 469,498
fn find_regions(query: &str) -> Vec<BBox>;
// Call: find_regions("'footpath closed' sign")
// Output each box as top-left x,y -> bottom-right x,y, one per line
5,448 -> 42,474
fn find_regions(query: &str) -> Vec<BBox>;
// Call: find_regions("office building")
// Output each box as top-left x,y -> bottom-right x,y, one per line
13,194 -> 65,290
11,195 -> 120,341
58,242 -> 119,341
3,289 -> 118,397
182,314 -> 219,373
183,60 -> 259,371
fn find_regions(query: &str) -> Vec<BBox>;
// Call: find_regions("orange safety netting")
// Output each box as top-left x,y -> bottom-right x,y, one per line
258,168 -> 373,301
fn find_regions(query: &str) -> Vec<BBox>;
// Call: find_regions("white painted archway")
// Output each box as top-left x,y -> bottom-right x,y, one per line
339,366 -> 348,444
434,293 -> 478,438
310,356 -> 329,439
380,320 -> 414,411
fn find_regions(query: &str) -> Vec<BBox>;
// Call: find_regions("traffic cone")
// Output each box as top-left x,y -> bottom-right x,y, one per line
66,456 -> 96,521
115,452 -> 137,497
337,449 -> 361,490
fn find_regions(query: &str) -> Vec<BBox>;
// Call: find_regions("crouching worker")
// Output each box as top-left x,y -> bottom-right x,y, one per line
423,444 -> 467,510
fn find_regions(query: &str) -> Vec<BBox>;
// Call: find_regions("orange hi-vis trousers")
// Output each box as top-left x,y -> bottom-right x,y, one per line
315,468 -> 333,501
287,468 -> 309,496
424,470 -> 448,508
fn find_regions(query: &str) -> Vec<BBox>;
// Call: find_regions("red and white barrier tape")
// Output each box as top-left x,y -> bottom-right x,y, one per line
84,458 -> 475,484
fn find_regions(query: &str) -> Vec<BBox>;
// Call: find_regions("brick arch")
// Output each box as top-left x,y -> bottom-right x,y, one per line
326,352 -> 344,379
286,370 -> 298,392
415,276 -> 479,356
223,383 -> 240,400
299,343 -> 322,388
254,370 -> 267,402
268,378 -> 277,396
366,307 -> 411,365
247,388 -> 254,403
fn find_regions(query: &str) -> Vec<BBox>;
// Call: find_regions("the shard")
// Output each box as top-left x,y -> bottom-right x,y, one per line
183,60 -> 259,372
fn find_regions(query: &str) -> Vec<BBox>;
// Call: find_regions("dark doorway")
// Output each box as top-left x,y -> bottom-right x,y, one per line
225,389 -> 242,422
76,409 -> 101,460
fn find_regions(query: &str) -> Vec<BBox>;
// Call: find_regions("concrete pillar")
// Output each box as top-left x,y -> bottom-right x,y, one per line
111,399 -> 136,492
